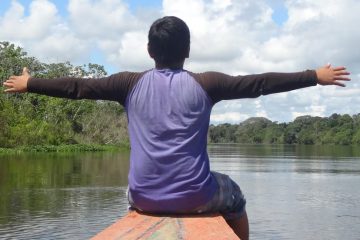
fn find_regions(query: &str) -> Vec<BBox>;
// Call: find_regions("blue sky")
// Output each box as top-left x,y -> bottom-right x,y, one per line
0,0 -> 288,23
1,0 -> 359,124
0,0 -> 164,15
0,0 -> 288,25
0,0 -> 289,73
268,0 -> 288,25
0,0 -> 161,73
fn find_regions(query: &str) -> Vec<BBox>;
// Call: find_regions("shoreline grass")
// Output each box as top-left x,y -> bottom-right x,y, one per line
0,144 -> 128,154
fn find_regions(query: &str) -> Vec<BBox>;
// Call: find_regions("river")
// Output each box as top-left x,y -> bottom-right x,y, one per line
0,144 -> 359,239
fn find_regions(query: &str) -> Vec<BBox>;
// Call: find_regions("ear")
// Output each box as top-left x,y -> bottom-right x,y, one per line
185,45 -> 190,58
147,44 -> 154,59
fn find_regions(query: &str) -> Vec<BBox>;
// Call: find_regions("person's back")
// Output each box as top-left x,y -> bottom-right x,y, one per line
126,68 -> 217,212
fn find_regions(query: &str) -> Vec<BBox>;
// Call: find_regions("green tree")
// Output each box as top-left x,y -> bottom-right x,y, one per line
0,42 -> 128,148
263,122 -> 285,144
207,113 -> 360,146
235,117 -> 272,144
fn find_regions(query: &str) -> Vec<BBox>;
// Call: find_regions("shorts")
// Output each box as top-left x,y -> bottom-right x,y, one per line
127,171 -> 246,220
193,171 -> 246,220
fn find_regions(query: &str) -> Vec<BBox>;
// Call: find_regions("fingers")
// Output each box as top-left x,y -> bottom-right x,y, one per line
7,76 -> 20,82
2,67 -> 30,93
4,88 -> 16,93
332,67 -> 351,81
334,70 -> 350,76
333,81 -> 346,87
331,66 -> 351,83
332,66 -> 346,71
23,67 -> 30,76
4,80 -> 14,84
332,67 -> 350,78
334,76 -> 351,81
3,82 -> 15,93
3,81 -> 12,86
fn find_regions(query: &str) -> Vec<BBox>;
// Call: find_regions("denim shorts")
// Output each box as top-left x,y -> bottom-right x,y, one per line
193,171 -> 246,220
127,171 -> 246,220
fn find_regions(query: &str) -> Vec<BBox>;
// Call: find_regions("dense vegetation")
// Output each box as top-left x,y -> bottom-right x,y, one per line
209,114 -> 360,145
0,42 -> 129,149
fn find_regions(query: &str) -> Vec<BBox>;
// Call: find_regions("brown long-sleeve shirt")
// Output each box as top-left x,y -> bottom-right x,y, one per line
28,69 -> 318,106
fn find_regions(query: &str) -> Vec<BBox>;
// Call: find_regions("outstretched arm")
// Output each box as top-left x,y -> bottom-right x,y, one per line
192,64 -> 351,104
3,67 -> 144,105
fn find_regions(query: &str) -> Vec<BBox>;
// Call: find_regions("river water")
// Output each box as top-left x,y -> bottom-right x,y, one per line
0,144 -> 359,239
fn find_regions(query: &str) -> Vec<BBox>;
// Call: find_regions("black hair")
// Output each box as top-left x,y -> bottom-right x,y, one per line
148,16 -> 190,65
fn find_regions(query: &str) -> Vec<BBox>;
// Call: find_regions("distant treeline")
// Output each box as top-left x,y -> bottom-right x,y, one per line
0,42 -> 129,148
209,114 -> 360,145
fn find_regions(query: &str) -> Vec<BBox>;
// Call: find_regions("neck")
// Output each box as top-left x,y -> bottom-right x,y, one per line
155,60 -> 185,70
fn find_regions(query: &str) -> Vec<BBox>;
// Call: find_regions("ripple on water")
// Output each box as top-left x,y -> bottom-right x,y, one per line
0,186 -> 129,240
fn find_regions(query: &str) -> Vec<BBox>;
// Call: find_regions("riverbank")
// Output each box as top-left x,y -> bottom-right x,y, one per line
0,144 -> 128,154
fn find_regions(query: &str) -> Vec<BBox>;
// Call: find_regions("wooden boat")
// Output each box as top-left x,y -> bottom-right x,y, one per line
91,210 -> 238,239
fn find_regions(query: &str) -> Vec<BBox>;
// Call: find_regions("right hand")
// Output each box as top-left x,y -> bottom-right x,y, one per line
316,64 -> 351,87
3,67 -> 30,93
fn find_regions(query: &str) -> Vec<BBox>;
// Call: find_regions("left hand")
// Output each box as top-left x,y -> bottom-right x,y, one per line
316,64 -> 351,87
3,67 -> 31,93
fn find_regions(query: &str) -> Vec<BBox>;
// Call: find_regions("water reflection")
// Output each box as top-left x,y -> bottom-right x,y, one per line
208,143 -> 360,159
1,145 -> 360,240
208,144 -> 360,240
209,144 -> 360,175
0,152 -> 129,188
0,152 -> 129,239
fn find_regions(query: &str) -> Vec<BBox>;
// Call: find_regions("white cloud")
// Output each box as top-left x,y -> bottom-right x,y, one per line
68,0 -> 139,38
31,31 -> 88,63
67,0 -> 158,70
0,0 -> 58,40
163,0 -> 278,73
114,30 -> 153,71
1,0 -> 359,123
0,0 -> 88,62
210,112 -> 249,124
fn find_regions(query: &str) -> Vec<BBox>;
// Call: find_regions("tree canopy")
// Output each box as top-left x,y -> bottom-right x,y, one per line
209,114 -> 360,145
0,42 -> 129,148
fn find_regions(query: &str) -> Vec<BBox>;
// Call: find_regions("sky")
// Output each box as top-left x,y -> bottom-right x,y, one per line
1,0 -> 359,124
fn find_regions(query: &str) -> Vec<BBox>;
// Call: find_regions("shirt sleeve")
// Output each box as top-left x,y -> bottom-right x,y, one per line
27,71 -> 145,105
190,70 -> 318,104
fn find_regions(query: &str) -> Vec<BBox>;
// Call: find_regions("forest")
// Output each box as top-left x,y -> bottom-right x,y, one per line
0,42 -> 129,149
1,42 -> 359,150
209,114 -> 360,145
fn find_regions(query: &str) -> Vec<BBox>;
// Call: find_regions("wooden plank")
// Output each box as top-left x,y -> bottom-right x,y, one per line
91,211 -> 238,240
